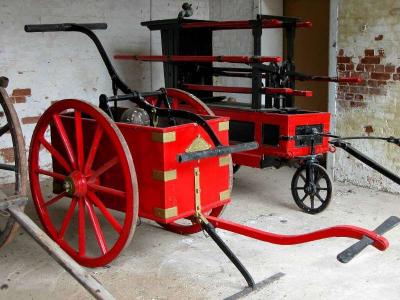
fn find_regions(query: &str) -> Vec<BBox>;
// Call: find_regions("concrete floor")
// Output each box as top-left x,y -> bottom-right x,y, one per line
0,167 -> 399,299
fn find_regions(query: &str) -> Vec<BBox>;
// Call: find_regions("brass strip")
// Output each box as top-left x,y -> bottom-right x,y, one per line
218,121 -> 229,131
219,156 -> 230,167
151,131 -> 176,143
194,167 -> 201,213
154,206 -> 178,219
186,136 -> 211,153
152,169 -> 177,182
219,189 -> 230,201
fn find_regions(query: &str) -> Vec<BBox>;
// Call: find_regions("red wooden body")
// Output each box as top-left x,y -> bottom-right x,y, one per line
51,113 -> 231,224
209,106 -> 330,168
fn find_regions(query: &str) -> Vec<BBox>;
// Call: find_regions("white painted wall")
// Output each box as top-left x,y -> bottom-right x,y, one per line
0,0 -> 209,183
210,0 -> 283,103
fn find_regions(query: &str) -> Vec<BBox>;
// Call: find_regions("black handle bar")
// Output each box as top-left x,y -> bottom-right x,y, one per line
25,23 -> 107,32
177,142 -> 259,163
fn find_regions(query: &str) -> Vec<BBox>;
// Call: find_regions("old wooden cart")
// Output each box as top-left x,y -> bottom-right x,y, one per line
24,22 -> 399,294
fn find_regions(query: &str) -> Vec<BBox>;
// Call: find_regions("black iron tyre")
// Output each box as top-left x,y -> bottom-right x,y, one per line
233,164 -> 241,174
291,163 -> 332,214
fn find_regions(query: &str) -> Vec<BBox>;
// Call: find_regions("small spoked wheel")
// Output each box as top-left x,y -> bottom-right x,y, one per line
148,89 -> 231,234
291,163 -> 332,214
0,85 -> 27,248
29,99 -> 138,267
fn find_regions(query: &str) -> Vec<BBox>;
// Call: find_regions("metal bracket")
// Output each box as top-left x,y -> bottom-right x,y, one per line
0,195 -> 28,210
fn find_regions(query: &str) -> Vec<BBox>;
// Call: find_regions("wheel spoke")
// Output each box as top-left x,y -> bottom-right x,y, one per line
0,123 -> 10,137
318,187 -> 329,191
300,194 -> 308,202
85,198 -> 108,255
316,193 -> 325,203
75,110 -> 84,171
44,192 -> 67,207
36,168 -> 66,181
84,125 -> 103,174
58,198 -> 78,239
78,197 -> 86,256
53,113 -> 77,169
88,182 -> 126,198
310,195 -> 315,209
89,156 -> 119,179
296,186 -> 305,190
299,173 -> 306,183
39,137 -> 72,173
87,191 -> 122,233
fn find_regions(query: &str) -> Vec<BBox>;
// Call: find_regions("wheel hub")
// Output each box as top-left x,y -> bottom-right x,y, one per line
63,171 -> 87,197
305,183 -> 316,195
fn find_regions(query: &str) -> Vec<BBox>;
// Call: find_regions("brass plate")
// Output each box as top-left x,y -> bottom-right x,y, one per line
218,121 -> 229,131
219,156 -> 230,167
219,189 -> 230,201
194,167 -> 201,213
152,131 -> 176,143
152,169 -> 177,182
154,206 -> 178,219
186,136 -> 211,153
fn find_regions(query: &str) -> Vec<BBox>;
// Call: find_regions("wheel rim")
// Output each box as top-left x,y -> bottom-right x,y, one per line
291,163 -> 332,214
0,87 -> 27,248
29,99 -> 138,267
149,89 -> 231,234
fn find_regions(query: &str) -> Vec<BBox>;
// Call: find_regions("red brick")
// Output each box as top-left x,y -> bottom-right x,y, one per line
365,64 -> 375,72
364,49 -> 375,56
351,71 -> 369,80
22,116 -> 40,124
396,67 -> 400,73
369,87 -> 386,95
0,148 -> 15,163
9,96 -> 26,103
349,86 -> 360,93
377,80 -> 387,86
374,64 -> 384,72
338,85 -> 349,92
361,56 -> 380,64
338,63 -> 345,71
356,64 -> 364,71
12,88 -> 31,97
393,74 -> 400,80
354,94 -> 364,101
338,71 -> 350,77
378,48 -> 385,57
370,72 -> 390,80
346,63 -> 354,71
338,49 -> 344,56
359,86 -> 369,94
368,80 -> 378,87
375,34 -> 383,41
385,64 -> 395,73
337,56 -> 351,63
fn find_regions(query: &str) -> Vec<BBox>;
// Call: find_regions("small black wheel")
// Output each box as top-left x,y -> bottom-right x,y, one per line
291,163 -> 332,214
233,164 -> 241,174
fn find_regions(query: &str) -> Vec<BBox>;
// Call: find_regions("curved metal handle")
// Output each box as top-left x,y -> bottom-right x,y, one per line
25,23 -> 107,32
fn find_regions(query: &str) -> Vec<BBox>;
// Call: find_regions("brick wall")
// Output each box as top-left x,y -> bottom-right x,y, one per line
334,0 -> 400,193
0,0 -> 209,184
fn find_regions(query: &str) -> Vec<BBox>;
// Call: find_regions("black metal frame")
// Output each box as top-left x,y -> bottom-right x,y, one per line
24,23 -> 258,161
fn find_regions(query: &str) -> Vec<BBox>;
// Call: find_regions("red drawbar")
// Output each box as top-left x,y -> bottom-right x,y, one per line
114,54 -> 282,64
206,216 -> 389,251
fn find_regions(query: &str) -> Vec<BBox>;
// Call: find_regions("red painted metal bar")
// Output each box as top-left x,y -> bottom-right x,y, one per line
302,76 -> 362,84
180,19 -> 311,30
183,83 -> 312,96
206,216 -> 389,251
114,54 -> 282,64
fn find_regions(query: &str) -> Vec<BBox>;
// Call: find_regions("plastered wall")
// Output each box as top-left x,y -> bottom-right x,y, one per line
334,0 -> 400,193
0,0 -> 209,183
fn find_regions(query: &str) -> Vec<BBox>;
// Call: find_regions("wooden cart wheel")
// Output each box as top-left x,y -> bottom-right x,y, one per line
291,163 -> 332,214
0,85 -> 27,248
29,99 -> 138,267
149,88 -> 232,234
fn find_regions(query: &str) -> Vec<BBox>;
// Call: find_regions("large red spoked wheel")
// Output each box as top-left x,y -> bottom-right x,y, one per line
29,99 -> 138,267
147,88 -> 232,235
